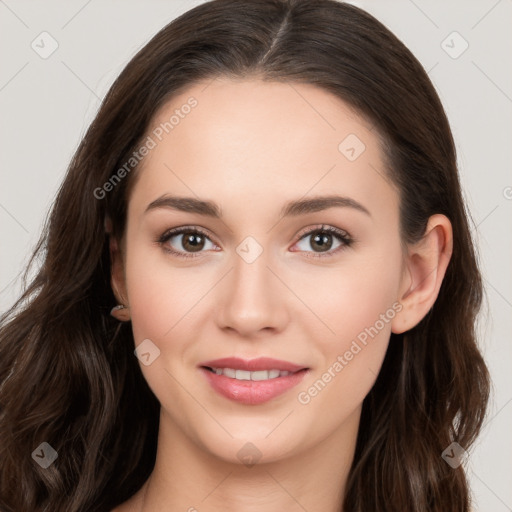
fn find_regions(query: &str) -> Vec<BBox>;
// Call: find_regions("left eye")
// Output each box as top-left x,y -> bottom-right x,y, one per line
292,225 -> 352,257
295,229 -> 344,253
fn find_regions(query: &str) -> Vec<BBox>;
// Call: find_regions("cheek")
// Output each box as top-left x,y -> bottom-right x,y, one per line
123,236 -> 210,342
295,249 -> 402,404
296,247 -> 402,343
295,307 -> 397,431
123,243 -> 208,408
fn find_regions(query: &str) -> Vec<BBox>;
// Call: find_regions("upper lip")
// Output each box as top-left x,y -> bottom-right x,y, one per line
199,357 -> 308,373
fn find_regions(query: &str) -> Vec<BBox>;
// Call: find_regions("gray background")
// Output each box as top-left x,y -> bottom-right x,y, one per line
1,0 -> 511,510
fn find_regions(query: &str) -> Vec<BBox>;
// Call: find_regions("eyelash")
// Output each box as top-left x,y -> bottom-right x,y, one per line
157,224 -> 354,260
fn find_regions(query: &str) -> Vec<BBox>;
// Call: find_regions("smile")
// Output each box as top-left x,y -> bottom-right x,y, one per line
203,367 -> 296,380
199,367 -> 310,405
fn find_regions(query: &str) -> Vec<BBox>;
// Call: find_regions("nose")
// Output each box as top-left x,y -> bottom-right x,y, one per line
215,249 -> 289,338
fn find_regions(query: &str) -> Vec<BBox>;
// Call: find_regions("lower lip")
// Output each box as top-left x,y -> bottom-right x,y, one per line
199,367 -> 309,405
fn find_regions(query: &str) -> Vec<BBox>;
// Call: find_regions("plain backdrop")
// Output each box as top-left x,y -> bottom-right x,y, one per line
0,0 -> 511,510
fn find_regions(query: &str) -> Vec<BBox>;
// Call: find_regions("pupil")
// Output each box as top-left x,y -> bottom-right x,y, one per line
183,233 -> 204,252
312,232 -> 332,252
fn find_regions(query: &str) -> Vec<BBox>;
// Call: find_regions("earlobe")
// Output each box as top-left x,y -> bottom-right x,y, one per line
110,304 -> 131,321
391,214 -> 453,334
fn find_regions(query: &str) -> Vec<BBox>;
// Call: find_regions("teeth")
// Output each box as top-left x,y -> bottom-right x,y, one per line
236,369 -> 251,380
223,368 -> 236,378
209,367 -> 293,380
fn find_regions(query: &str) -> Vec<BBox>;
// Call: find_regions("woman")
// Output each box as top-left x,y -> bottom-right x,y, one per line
0,0 -> 490,510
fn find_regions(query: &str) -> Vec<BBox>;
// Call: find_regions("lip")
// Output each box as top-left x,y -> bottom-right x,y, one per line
198,357 -> 310,406
198,357 -> 307,373
199,367 -> 310,405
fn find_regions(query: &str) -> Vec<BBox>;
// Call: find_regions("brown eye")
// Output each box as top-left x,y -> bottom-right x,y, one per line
180,232 -> 206,252
158,227 -> 217,258
293,225 -> 353,258
309,231 -> 334,252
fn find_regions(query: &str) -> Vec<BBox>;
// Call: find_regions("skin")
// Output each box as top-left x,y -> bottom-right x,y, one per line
110,78 -> 453,512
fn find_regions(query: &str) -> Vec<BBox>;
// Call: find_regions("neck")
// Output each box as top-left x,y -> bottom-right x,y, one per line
138,406 -> 361,512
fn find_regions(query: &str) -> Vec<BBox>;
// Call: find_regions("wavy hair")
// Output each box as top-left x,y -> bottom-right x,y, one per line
0,0 -> 490,510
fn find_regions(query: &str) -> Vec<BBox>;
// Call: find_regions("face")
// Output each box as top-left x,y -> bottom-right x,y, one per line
114,78 -> 408,464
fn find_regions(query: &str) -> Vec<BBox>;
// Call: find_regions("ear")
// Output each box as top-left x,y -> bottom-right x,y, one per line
391,214 -> 453,334
109,231 -> 129,307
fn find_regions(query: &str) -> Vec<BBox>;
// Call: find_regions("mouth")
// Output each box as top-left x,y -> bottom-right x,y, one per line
197,358 -> 310,405
198,356 -> 308,374
201,366 -> 306,381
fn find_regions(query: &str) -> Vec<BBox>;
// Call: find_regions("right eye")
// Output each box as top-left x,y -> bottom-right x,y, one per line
158,226 -> 219,259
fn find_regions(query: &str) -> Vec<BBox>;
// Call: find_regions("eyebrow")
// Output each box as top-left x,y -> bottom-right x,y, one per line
144,194 -> 371,218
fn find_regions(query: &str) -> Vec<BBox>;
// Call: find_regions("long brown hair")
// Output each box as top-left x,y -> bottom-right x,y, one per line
0,1 -> 490,510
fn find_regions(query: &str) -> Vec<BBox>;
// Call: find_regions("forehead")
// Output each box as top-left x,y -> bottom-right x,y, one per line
129,78 -> 397,222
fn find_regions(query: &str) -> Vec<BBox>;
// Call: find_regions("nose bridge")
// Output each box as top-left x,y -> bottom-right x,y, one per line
216,237 -> 288,335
